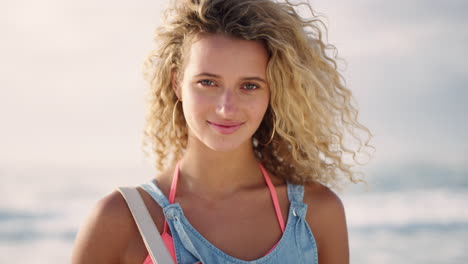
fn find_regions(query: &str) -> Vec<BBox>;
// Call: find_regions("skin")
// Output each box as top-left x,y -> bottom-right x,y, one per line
72,33 -> 349,264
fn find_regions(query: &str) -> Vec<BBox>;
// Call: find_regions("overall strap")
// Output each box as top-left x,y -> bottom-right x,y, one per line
141,180 -> 170,208
287,182 -> 305,204
141,160 -> 181,235
141,179 -> 172,234
287,182 -> 309,219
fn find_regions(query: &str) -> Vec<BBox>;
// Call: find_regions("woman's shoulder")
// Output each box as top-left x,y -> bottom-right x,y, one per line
72,190 -> 138,263
302,181 -> 346,230
94,189 -> 133,220
302,182 -> 345,213
72,187 -> 166,264
93,189 -> 138,229
302,181 -> 349,263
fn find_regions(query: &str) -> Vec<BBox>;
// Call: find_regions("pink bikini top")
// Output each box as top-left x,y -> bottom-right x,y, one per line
143,161 -> 285,264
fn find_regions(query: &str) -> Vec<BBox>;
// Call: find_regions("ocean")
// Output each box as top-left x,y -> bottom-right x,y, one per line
1,161 -> 467,263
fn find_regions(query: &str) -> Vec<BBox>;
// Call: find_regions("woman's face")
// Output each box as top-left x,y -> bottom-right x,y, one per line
175,33 -> 270,152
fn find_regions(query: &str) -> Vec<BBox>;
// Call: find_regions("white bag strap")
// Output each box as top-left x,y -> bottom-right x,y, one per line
117,186 -> 175,264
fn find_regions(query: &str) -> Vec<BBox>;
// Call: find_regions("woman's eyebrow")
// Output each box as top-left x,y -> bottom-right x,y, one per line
194,72 -> 267,84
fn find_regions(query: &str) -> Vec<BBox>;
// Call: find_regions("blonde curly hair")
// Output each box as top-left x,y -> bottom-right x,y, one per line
142,0 -> 374,189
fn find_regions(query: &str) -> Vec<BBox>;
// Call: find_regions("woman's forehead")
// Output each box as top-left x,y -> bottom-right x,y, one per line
184,34 -> 269,77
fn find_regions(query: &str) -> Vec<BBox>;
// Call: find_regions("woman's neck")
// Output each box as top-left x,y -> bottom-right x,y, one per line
178,138 -> 264,199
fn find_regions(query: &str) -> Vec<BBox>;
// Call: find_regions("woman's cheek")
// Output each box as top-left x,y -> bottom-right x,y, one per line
252,98 -> 269,118
184,90 -> 211,119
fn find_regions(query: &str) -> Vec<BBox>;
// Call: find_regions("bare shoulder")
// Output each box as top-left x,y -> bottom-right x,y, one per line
303,182 -> 349,264
71,190 -> 137,264
303,182 -> 345,218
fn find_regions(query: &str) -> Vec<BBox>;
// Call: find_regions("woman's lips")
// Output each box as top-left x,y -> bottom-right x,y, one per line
207,121 -> 243,134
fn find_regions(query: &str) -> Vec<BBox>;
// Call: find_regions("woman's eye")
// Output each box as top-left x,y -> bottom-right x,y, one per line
243,83 -> 259,90
199,80 -> 216,86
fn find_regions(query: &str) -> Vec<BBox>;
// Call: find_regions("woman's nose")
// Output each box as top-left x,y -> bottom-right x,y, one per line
216,89 -> 239,118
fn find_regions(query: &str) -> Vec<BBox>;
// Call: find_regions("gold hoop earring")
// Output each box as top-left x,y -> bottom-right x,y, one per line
260,120 -> 276,145
172,99 -> 181,132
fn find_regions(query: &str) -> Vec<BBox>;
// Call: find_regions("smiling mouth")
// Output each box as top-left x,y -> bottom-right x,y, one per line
207,121 -> 244,134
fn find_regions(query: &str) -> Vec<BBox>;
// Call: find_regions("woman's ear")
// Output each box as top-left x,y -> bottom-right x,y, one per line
171,70 -> 182,100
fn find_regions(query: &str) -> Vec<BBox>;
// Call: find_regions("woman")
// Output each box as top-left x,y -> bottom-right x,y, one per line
72,0 -> 372,263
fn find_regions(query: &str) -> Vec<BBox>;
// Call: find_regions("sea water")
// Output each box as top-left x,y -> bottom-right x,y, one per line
1,162 -> 467,263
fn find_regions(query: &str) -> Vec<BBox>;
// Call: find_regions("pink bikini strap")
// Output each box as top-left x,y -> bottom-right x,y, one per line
163,161 -> 285,234
163,160 -> 181,234
168,160 -> 181,204
258,162 -> 286,232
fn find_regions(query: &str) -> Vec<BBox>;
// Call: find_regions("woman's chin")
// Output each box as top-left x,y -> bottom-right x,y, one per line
188,129 -> 253,153
198,135 -> 253,153
204,141 -> 244,153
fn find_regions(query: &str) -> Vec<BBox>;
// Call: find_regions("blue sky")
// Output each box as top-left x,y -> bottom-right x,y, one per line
1,0 -> 466,169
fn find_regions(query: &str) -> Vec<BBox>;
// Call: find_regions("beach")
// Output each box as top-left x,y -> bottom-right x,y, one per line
1,161 -> 467,263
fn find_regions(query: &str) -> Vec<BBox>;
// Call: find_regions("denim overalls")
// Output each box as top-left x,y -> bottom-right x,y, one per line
141,177 -> 318,264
